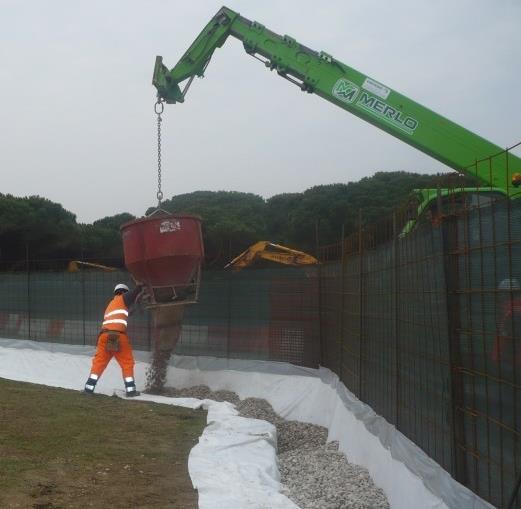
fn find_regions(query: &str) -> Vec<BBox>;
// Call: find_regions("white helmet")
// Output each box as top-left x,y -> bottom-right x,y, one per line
114,283 -> 130,294
498,278 -> 521,291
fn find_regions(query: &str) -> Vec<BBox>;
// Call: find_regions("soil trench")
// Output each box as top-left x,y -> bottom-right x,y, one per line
144,309 -> 389,507
156,385 -> 390,509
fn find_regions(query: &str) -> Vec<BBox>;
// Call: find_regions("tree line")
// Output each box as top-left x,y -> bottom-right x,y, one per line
0,171 -> 469,269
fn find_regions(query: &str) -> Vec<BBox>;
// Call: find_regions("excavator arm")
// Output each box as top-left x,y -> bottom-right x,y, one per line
153,6 -> 521,195
224,241 -> 318,270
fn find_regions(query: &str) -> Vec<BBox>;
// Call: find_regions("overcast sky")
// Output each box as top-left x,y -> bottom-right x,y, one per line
1,0 -> 520,223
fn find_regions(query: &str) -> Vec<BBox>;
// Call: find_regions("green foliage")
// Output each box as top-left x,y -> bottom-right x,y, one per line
156,191 -> 267,266
1,171 -> 473,266
83,212 -> 136,261
0,193 -> 134,265
92,213 -> 135,231
266,172 -> 444,249
0,194 -> 79,260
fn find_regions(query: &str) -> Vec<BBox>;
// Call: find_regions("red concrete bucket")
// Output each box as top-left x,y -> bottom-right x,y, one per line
121,211 -> 204,308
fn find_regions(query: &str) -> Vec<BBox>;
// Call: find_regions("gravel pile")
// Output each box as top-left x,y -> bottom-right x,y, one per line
155,385 -> 389,509
280,441 -> 389,509
160,385 -> 241,405
236,397 -> 328,454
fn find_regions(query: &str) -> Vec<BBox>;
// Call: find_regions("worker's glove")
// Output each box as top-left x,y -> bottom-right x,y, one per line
134,285 -> 151,310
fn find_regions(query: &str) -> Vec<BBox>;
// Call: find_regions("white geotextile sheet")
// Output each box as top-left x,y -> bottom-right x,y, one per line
163,356 -> 494,509
0,339 -> 493,509
0,339 -> 297,509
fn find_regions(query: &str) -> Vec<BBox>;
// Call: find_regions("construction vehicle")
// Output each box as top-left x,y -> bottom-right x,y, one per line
152,6 -> 521,232
401,186 -> 508,235
224,241 -> 318,270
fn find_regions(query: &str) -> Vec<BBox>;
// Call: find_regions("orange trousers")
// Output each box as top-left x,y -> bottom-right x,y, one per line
90,331 -> 135,379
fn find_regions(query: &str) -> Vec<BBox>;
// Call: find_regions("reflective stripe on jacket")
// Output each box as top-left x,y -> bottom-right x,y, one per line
101,294 -> 129,333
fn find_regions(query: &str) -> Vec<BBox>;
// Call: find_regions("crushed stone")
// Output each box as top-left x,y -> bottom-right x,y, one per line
156,385 -> 389,509
145,306 -> 185,393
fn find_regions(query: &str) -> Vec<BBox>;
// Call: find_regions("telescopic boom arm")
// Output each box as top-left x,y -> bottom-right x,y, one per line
153,6 -> 521,195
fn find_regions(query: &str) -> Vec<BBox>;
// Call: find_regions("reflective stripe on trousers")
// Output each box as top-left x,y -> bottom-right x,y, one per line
90,331 -> 135,379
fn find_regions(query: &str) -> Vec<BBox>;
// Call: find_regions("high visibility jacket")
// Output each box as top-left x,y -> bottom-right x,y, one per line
101,295 -> 129,333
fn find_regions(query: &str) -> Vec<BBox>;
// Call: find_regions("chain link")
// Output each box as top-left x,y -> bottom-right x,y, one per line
155,99 -> 164,206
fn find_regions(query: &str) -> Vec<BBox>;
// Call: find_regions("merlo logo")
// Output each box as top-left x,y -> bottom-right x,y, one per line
332,79 -> 360,104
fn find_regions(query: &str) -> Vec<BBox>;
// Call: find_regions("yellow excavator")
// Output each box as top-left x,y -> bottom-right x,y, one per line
224,241 -> 318,270
67,261 -> 118,272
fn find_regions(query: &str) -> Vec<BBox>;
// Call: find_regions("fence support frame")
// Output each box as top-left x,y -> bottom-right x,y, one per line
442,215 -> 468,485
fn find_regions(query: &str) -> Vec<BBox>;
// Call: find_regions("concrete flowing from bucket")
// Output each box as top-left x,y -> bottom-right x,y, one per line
145,305 -> 184,392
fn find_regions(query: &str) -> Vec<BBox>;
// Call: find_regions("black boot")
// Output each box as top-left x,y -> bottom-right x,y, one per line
84,374 -> 99,394
124,376 -> 139,397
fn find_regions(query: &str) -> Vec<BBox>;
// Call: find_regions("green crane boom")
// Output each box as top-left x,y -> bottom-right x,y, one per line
153,6 -> 521,197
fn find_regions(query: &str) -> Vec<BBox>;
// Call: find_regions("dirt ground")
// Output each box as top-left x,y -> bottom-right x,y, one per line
0,378 -> 206,509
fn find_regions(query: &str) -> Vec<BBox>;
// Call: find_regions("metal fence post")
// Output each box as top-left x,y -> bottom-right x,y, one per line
315,219 -> 324,368
81,250 -> 86,345
317,261 -> 324,367
315,219 -> 320,258
442,214 -> 468,485
393,212 -> 400,426
339,224 -> 346,382
226,273 -> 232,360
358,209 -> 364,398
505,148 -> 519,488
26,243 -> 31,340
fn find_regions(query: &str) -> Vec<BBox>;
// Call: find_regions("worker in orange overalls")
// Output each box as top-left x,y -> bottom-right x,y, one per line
84,282 -> 143,397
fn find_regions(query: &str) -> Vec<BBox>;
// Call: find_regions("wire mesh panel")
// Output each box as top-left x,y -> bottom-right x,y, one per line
181,268 -> 320,366
341,252 -> 362,397
397,223 -> 453,474
320,222 -> 453,474
0,270 -> 29,340
0,266 -> 149,349
361,245 -> 397,425
450,197 -> 521,507
317,189 -> 521,508
0,264 -> 319,366
267,267 -> 319,367
179,271 -> 232,357
319,261 -> 342,375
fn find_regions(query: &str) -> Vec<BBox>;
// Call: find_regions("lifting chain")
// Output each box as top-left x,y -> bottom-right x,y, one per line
154,99 -> 164,207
